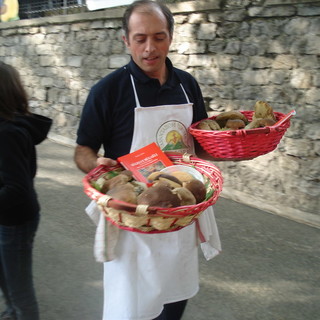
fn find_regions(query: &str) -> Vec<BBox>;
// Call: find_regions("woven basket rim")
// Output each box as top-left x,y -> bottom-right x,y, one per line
189,110 -> 291,136
83,154 -> 223,217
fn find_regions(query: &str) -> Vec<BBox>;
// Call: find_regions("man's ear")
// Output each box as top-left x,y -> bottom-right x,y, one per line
122,35 -> 130,48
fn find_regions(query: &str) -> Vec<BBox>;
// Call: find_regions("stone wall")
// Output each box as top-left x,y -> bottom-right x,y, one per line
1,0 -> 319,227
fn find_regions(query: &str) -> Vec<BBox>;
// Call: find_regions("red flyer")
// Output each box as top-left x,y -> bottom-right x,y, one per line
117,142 -> 174,183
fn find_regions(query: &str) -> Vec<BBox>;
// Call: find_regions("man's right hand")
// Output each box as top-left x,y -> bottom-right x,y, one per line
97,156 -> 118,167
74,145 -> 117,173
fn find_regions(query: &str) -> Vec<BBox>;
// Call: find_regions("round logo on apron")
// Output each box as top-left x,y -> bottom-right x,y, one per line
156,120 -> 190,153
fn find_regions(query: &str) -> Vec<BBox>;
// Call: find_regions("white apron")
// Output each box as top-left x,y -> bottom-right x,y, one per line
93,75 -> 221,320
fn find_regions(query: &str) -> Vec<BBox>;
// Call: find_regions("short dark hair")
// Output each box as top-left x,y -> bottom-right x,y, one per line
122,0 -> 174,39
0,61 -> 30,120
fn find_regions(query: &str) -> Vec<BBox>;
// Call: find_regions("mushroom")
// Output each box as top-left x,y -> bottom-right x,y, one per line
100,171 -> 133,193
252,101 -> 276,121
215,111 -> 248,127
147,171 -> 162,182
170,171 -> 194,183
196,119 -> 221,130
107,182 -> 138,204
225,119 -> 246,130
245,118 -> 276,129
130,180 -> 148,196
172,187 -> 196,205
152,173 -> 182,189
183,180 -> 206,203
137,184 -> 181,208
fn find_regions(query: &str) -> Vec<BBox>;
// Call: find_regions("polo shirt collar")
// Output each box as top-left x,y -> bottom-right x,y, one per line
128,57 -> 176,87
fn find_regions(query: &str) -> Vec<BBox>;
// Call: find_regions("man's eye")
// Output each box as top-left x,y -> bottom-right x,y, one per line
135,38 -> 145,43
156,35 -> 166,41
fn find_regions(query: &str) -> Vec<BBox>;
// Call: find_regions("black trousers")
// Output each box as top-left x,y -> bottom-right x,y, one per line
153,300 -> 188,320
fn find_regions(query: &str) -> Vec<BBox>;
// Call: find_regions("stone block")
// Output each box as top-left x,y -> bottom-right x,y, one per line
285,138 -> 314,157
297,56 -> 319,69
312,73 -> 320,87
314,141 -> 320,156
242,70 -> 270,85
284,17 -> 310,35
44,25 -> 70,34
272,55 -> 297,69
36,44 -> 53,55
250,20 -> 283,37
305,88 -> 320,104
268,70 -> 286,85
67,56 -> 82,68
104,20 -> 122,29
90,21 -> 104,29
298,6 -> 320,16
250,56 -> 273,69
224,40 -> 240,54
188,54 -> 213,67
207,39 -> 226,53
290,35 -> 320,55
241,42 -> 259,56
214,54 -> 232,70
41,77 -> 54,87
39,55 -> 56,67
175,24 -> 196,38
224,9 -> 247,22
175,41 -> 206,54
290,69 -> 312,89
249,6 -> 296,17
188,13 -> 206,24
221,71 -> 244,86
232,56 -> 249,70
305,123 -> 320,140
309,18 -> 320,35
194,68 -> 219,85
71,22 -> 90,31
197,23 -> 218,40
108,54 -> 130,68
267,37 -> 291,54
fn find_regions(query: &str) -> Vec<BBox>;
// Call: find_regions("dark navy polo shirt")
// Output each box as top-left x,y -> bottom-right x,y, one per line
76,58 -> 207,159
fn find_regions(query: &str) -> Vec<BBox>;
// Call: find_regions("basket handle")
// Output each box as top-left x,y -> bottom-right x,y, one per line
273,109 -> 296,127
97,196 -> 159,215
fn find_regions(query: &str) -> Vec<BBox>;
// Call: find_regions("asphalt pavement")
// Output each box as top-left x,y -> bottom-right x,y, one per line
1,138 -> 319,320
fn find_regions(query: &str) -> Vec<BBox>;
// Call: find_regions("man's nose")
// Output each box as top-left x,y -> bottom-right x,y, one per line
145,38 -> 155,52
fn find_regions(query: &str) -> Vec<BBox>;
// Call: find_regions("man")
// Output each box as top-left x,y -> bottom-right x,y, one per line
75,1 -> 221,319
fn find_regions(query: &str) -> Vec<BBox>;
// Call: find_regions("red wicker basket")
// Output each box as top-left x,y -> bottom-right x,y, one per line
189,110 -> 295,161
83,153 -> 223,234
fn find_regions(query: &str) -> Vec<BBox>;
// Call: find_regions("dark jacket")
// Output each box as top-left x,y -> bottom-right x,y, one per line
0,113 -> 52,225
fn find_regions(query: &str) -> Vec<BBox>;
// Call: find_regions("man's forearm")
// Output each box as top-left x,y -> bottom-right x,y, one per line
74,145 -> 99,173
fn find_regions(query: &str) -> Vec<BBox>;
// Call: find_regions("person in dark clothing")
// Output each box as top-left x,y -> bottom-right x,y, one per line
0,61 -> 52,320
75,1 -> 221,319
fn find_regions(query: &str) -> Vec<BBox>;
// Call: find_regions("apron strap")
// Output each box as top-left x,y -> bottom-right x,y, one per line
130,74 -> 142,108
180,83 -> 191,104
130,74 -> 191,107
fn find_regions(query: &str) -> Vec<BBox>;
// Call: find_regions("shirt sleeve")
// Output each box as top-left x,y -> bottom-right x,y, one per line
76,83 -> 111,151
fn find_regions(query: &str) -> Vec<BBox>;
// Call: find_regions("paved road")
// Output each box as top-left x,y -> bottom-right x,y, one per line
1,139 -> 319,320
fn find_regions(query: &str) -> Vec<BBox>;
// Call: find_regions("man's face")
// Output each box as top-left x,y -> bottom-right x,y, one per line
123,8 -> 172,80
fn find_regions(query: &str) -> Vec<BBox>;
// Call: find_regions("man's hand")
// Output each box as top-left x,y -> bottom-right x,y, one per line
97,156 -> 118,167
74,145 -> 117,173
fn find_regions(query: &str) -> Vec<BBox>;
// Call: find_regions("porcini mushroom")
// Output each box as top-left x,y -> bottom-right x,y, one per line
137,184 -> 181,208
183,180 -> 206,204
107,183 -> 138,204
